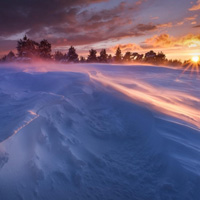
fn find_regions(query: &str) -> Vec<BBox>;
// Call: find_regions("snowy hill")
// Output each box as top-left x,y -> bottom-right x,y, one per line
0,63 -> 200,200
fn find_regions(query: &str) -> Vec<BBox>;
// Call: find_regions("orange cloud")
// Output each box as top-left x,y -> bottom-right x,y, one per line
189,0 -> 200,11
157,22 -> 173,28
144,34 -> 174,47
176,15 -> 198,26
143,33 -> 200,48
110,43 -> 142,53
185,15 -> 198,21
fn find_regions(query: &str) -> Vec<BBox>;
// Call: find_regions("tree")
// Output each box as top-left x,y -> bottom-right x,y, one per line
135,54 -> 144,61
168,59 -> 182,67
80,56 -> 86,63
17,35 -> 39,58
108,54 -> 113,63
39,39 -> 51,59
145,50 -> 157,63
66,46 -> 79,62
115,47 -> 122,62
1,51 -> 16,62
54,51 -> 64,61
7,51 -> 15,60
156,52 -> 166,64
98,49 -> 108,63
123,52 -> 131,62
132,52 -> 139,60
87,49 -> 97,62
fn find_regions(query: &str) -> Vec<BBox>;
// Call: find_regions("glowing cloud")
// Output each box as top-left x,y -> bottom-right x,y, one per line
189,0 -> 200,11
143,33 -> 200,48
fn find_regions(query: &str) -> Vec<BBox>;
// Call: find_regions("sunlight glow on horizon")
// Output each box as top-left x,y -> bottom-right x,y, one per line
192,56 -> 200,63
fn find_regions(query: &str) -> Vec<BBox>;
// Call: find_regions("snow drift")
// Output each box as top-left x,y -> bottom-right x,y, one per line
0,63 -> 200,200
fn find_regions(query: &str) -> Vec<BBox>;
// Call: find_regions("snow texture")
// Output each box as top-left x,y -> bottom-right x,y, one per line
0,63 -> 200,200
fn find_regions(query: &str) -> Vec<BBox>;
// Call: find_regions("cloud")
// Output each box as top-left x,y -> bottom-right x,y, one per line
189,0 -> 200,11
0,0 -> 153,48
185,15 -> 198,21
50,21 -> 158,47
0,0 -> 159,55
157,22 -> 173,28
135,23 -> 157,32
142,34 -> 174,48
0,0 -> 159,54
142,33 -> 200,48
0,0 -> 109,36
193,25 -> 200,28
110,43 -> 142,53
176,14 -> 198,26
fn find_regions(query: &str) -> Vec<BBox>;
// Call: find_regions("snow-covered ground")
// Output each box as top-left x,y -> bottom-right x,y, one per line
0,63 -> 200,200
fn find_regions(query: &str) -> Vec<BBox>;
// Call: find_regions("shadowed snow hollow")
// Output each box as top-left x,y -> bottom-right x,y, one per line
0,64 -> 200,200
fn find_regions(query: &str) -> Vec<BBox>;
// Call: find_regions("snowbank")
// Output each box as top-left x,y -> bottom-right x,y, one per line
0,63 -> 199,200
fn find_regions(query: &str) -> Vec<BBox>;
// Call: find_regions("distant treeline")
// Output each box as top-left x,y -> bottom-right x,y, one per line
0,35 -> 188,67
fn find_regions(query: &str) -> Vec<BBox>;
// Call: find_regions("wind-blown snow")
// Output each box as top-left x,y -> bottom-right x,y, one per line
0,63 -> 199,200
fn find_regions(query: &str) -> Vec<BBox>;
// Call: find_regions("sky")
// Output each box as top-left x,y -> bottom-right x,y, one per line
0,0 -> 200,61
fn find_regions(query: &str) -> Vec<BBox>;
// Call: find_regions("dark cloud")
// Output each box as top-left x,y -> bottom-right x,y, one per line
0,0 -> 108,36
50,1 -> 157,46
135,23 -> 157,32
0,0 -> 158,54
193,25 -> 200,28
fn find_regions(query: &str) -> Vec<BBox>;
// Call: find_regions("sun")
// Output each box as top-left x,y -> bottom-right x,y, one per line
191,56 -> 200,63
180,55 -> 200,77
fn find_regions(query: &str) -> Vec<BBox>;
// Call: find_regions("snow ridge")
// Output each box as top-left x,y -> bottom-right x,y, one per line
0,64 -> 199,200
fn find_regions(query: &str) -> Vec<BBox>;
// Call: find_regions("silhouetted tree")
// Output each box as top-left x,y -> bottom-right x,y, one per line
2,34 -> 182,66
115,47 -> 122,62
1,51 -> 16,62
39,39 -> 51,59
54,51 -> 64,61
7,51 -> 15,58
87,49 -> 97,62
108,54 -> 113,62
98,49 -> 108,63
145,50 -> 157,63
136,54 -> 144,61
80,56 -> 86,63
67,46 -> 79,62
168,59 -> 182,67
17,35 -> 39,58
123,52 -> 131,62
132,52 -> 139,60
156,52 -> 166,64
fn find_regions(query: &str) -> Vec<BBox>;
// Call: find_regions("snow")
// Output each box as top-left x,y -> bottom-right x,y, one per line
0,63 -> 200,200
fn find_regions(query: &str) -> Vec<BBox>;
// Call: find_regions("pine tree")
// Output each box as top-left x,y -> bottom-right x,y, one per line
87,49 -> 97,63
80,56 -> 86,63
132,52 -> 139,60
17,35 -> 39,58
123,52 -> 131,62
108,54 -> 113,62
145,50 -> 157,63
0,51 -> 15,62
7,51 -> 15,59
115,47 -> 122,62
66,46 -> 79,62
54,51 -> 64,61
39,39 -> 51,59
156,52 -> 166,64
135,54 -> 144,61
98,49 -> 108,63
